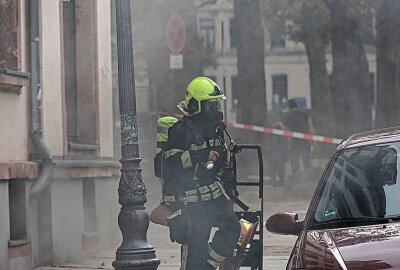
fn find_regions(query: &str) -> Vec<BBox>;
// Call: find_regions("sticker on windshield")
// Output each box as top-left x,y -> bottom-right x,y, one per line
323,208 -> 338,218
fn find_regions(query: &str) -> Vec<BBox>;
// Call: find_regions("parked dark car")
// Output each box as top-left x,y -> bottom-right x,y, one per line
266,127 -> 400,269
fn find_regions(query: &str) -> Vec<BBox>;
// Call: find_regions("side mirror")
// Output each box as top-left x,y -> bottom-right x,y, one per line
265,212 -> 303,235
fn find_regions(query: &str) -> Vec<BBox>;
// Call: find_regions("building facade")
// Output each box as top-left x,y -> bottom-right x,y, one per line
0,1 -> 121,269
197,0 -> 377,125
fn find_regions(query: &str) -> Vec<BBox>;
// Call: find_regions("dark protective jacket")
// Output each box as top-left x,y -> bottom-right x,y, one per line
162,115 -> 227,202
162,115 -> 241,270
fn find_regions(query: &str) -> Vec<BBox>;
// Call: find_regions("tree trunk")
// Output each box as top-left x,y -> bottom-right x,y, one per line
376,0 -> 400,128
233,0 -> 267,126
328,0 -> 372,137
233,0 -> 267,177
300,4 -> 334,136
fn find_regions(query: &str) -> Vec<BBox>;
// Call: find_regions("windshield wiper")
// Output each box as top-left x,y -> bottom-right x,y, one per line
309,216 -> 392,229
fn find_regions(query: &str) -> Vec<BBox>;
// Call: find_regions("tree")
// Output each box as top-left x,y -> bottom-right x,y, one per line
284,0 -> 334,136
263,0 -> 376,137
325,0 -> 374,137
376,0 -> 400,128
262,0 -> 333,135
232,0 -> 267,177
233,0 -> 267,126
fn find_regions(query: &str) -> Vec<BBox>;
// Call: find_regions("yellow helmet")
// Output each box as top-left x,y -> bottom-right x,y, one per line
178,77 -> 225,115
157,116 -> 178,143
156,116 -> 178,156
157,116 -> 179,129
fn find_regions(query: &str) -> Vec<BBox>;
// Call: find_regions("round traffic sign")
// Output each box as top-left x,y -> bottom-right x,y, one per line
166,15 -> 187,54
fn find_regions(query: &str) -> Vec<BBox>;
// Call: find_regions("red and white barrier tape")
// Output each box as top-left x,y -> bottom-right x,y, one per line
224,121 -> 343,144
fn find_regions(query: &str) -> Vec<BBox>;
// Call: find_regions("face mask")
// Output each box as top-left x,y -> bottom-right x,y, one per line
203,100 -> 222,123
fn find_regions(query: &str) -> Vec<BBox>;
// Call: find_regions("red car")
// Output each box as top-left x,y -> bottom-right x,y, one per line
266,127 -> 400,269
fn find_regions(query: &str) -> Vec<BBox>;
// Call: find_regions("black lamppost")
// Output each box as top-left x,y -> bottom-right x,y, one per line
112,0 -> 160,269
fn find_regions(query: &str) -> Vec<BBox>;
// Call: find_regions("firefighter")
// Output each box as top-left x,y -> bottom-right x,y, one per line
150,116 -> 179,226
163,77 -> 241,270
154,116 -> 179,183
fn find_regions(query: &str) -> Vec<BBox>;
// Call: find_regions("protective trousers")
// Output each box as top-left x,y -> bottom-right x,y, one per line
290,138 -> 311,173
180,196 -> 241,270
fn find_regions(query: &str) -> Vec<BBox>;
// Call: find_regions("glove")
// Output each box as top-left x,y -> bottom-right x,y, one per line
166,208 -> 191,244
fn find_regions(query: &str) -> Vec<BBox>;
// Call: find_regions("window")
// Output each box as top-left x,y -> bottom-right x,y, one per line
272,74 -> 288,108
9,180 -> 27,242
199,18 -> 215,48
63,0 -> 98,150
0,0 -> 19,70
229,18 -> 236,49
0,1 -> 29,94
83,179 -> 97,232
82,179 -> 98,249
311,143 -> 400,225
270,19 -> 286,49
63,0 -> 78,142
231,75 -> 239,110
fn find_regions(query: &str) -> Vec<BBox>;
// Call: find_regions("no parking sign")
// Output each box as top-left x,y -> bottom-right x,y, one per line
166,15 -> 186,69
166,15 -> 186,54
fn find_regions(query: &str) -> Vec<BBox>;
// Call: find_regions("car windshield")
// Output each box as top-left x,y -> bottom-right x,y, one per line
309,141 -> 400,228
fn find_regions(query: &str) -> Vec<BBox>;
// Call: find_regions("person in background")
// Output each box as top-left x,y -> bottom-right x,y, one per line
282,98 -> 315,174
268,122 -> 289,186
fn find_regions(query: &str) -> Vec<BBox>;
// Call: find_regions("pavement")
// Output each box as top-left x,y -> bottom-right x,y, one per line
33,184 -> 312,270
34,250 -> 291,270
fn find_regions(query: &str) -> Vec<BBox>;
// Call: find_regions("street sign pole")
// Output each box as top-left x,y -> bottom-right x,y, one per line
113,1 -> 160,269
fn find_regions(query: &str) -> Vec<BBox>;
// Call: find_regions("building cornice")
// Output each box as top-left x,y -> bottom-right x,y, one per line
53,158 -> 121,179
0,159 -> 121,180
0,161 -> 38,180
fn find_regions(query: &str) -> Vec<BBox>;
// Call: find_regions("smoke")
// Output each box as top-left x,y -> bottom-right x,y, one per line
123,0 -> 388,268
